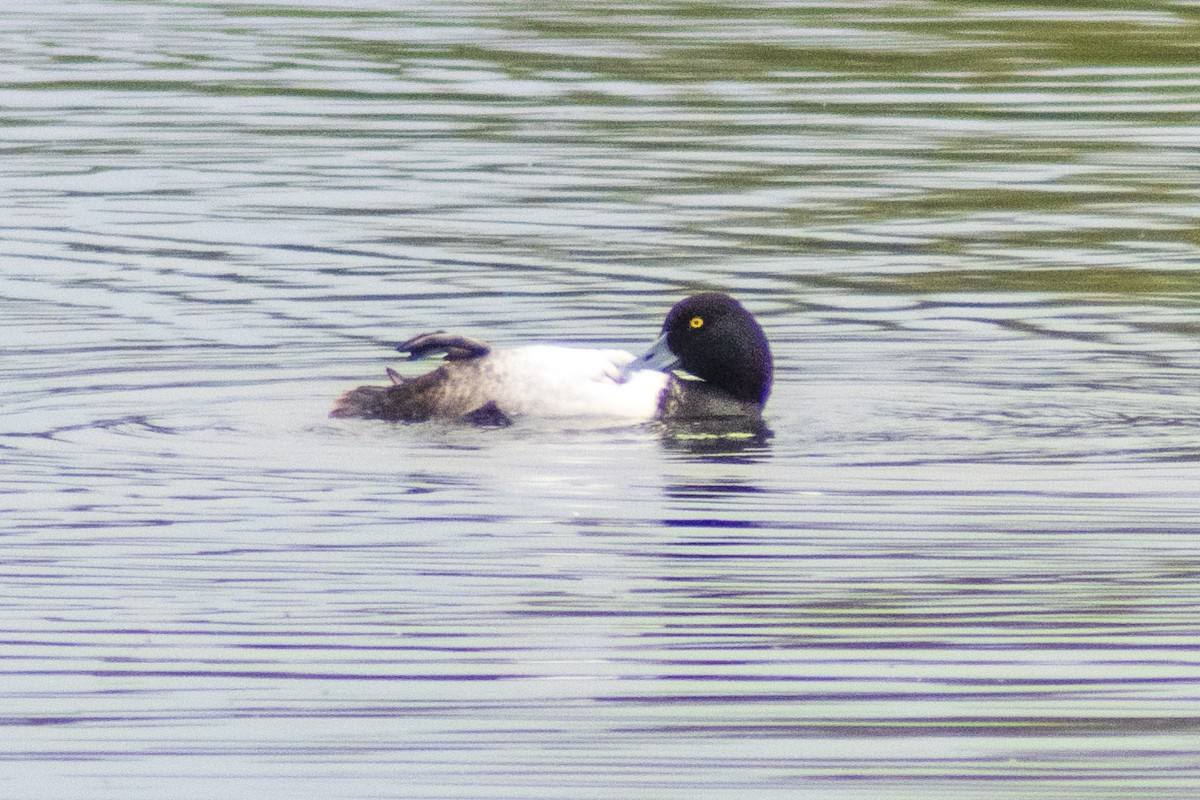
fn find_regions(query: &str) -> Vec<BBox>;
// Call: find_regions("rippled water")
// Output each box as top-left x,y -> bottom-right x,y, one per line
5,2 -> 1200,798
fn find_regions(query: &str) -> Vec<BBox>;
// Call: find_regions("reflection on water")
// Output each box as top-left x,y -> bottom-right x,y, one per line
4,1 -> 1200,798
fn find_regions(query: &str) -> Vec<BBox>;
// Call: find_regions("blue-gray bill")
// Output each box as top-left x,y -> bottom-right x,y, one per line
618,332 -> 679,381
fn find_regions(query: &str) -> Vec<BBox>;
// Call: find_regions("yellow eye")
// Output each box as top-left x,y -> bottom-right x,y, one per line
689,316 -> 704,329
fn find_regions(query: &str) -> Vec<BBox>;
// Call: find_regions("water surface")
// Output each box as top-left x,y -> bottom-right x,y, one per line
4,2 -> 1200,798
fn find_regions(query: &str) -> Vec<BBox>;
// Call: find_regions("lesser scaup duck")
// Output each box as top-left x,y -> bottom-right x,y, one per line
331,292 -> 772,426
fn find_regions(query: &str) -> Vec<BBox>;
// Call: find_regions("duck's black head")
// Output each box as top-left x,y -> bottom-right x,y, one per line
629,292 -> 773,406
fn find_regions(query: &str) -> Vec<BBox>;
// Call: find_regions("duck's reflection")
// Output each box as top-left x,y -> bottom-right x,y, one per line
658,418 -> 773,460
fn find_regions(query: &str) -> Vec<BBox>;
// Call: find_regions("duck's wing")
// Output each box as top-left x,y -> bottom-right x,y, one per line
398,332 -> 491,361
332,353 -> 497,422
332,333 -> 495,422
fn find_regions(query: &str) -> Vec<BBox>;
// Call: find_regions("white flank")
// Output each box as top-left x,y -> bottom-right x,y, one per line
480,346 -> 669,420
